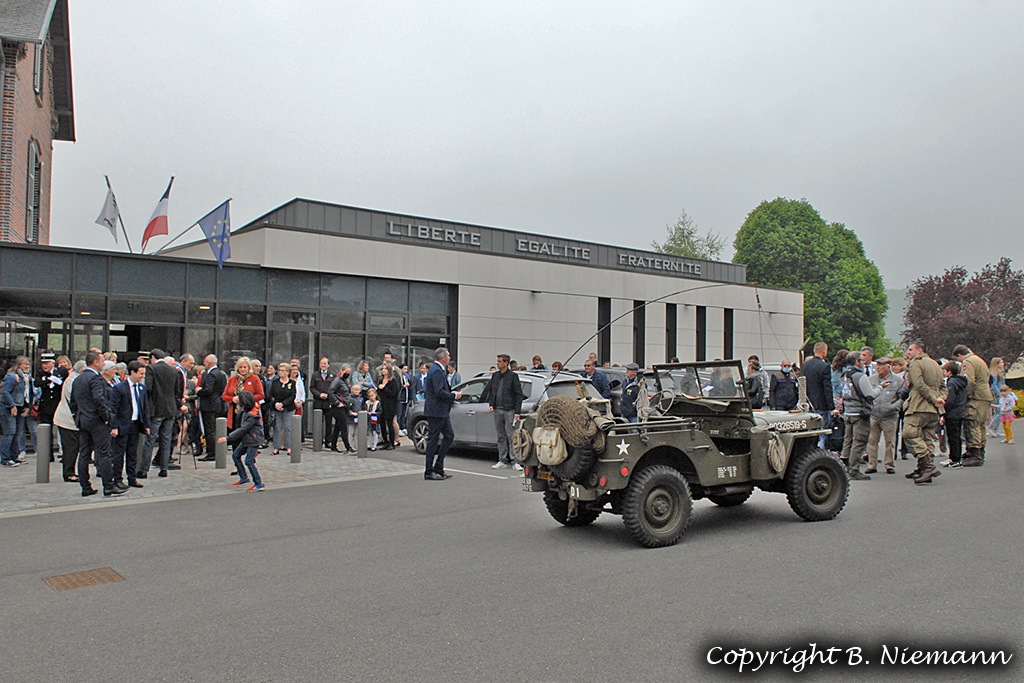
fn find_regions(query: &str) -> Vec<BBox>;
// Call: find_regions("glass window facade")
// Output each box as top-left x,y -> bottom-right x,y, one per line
0,244 -> 457,377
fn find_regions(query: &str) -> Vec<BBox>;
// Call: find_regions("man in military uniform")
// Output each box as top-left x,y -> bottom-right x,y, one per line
620,363 -> 642,423
34,350 -> 64,455
952,344 -> 992,467
902,341 -> 946,484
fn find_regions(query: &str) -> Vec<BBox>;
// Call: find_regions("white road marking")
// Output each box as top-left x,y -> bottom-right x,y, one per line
444,468 -> 510,480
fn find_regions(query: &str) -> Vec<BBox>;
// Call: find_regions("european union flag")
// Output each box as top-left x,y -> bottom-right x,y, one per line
197,200 -> 231,268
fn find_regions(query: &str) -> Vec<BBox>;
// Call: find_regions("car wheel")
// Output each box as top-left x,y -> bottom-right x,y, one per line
784,447 -> 849,521
621,465 -> 692,548
411,419 -> 429,455
543,490 -> 602,527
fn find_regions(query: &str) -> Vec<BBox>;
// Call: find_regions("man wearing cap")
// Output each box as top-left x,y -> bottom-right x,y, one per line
136,351 -> 150,367
620,363 -> 643,423
34,351 -> 64,454
952,344 -> 993,467
480,354 -> 526,469
865,358 -> 904,474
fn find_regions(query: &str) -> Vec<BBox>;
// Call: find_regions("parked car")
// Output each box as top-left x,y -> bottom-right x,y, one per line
407,371 -> 605,454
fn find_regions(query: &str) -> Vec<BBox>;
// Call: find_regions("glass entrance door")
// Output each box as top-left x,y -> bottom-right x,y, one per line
269,316 -> 316,438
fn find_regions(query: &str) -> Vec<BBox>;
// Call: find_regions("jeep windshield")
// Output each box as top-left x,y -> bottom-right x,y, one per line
660,365 -> 745,399
544,380 -> 603,401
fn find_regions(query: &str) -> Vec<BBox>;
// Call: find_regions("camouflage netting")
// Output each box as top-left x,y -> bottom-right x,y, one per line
537,395 -> 598,449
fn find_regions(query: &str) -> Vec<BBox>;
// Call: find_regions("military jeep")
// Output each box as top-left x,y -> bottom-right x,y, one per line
513,360 -> 847,547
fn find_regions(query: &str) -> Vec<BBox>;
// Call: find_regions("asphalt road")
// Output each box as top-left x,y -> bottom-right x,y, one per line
1,444 -> 1021,682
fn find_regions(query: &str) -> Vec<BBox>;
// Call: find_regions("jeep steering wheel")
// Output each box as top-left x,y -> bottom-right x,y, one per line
658,389 -> 675,413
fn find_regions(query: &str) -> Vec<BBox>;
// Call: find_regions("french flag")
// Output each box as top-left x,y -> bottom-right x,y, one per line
142,177 -> 174,252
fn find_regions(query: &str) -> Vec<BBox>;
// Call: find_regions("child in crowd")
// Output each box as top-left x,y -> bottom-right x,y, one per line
998,385 -> 1017,444
347,384 -> 364,450
218,390 -> 265,491
365,387 -> 380,451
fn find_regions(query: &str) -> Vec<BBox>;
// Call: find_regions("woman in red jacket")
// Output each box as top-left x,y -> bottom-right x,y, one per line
222,356 -> 265,429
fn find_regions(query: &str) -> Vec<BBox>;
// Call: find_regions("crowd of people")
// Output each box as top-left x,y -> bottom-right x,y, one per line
0,345 -> 423,496
2,340 -> 1016,495
745,341 -> 1017,485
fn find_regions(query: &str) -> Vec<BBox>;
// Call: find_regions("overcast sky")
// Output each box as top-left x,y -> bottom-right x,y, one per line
51,0 -> 1023,290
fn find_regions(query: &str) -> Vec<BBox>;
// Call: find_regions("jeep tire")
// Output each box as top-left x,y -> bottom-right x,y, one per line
544,490 -> 602,527
784,447 -> 849,521
621,465 -> 693,548
549,444 -> 596,483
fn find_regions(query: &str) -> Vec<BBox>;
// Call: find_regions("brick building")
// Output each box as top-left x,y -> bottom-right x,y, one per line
0,0 -> 74,245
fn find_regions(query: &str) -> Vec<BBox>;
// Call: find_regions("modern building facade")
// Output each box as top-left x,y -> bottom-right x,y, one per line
0,199 -> 803,377
0,0 -> 75,245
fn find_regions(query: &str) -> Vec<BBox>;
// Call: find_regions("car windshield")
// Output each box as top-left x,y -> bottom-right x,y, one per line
670,367 -> 745,398
545,381 -> 602,401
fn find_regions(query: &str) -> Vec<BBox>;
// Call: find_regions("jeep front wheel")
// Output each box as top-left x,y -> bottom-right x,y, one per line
784,448 -> 849,521
544,491 -> 602,527
621,465 -> 693,547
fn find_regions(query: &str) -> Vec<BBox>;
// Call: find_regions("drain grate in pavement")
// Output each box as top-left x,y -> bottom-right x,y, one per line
43,567 -> 125,592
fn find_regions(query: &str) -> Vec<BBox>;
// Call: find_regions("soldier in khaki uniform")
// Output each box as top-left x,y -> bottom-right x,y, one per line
902,341 -> 946,484
952,344 -> 993,467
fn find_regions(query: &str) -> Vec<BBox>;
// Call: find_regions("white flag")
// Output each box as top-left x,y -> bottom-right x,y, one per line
95,188 -> 119,243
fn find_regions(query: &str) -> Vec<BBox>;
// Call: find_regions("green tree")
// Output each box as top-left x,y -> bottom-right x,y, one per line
733,198 -> 888,354
652,209 -> 726,260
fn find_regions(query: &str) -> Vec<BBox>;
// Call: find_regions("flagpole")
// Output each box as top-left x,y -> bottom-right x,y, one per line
152,222 -> 199,255
154,198 -> 233,257
105,176 -> 134,254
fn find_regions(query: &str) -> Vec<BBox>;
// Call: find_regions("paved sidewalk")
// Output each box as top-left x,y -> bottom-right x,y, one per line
0,443 -> 420,516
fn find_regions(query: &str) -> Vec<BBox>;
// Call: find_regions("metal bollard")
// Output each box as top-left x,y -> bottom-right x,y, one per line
312,409 -> 322,452
357,410 -> 367,458
36,424 -> 52,483
215,417 -> 227,469
290,413 -> 302,463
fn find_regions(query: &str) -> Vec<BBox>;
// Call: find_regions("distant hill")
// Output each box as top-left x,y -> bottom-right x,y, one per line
884,287 -> 908,345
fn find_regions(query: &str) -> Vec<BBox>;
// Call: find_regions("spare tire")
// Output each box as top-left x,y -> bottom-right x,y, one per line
550,444 -> 597,483
537,396 -> 597,448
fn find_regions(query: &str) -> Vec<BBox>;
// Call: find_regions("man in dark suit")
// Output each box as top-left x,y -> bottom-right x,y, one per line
142,348 -> 184,477
195,354 -> 228,461
70,350 -> 122,497
410,362 -> 428,401
109,360 -> 150,489
802,342 -> 836,447
309,357 -> 335,448
423,347 -> 461,481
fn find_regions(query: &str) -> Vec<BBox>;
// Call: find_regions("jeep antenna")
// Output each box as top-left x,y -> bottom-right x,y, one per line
545,283 -> 734,393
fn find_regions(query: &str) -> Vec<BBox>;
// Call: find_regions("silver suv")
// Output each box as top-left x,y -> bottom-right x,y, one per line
406,371 -> 605,454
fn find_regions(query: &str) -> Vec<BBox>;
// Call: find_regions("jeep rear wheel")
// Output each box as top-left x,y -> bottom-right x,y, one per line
707,488 -> 754,507
784,447 -> 849,521
544,491 -> 602,527
621,465 -> 693,548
